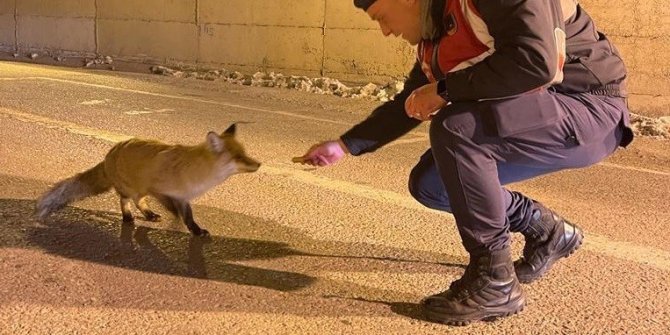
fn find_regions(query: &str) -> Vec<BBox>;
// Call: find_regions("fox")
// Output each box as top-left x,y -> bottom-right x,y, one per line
35,123 -> 260,237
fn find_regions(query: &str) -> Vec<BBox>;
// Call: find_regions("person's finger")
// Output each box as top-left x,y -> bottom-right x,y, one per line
315,155 -> 329,166
292,156 -> 306,164
306,145 -> 321,156
298,153 -> 317,165
305,154 -> 324,166
301,143 -> 325,164
410,104 -> 421,119
405,93 -> 416,118
413,98 -> 426,120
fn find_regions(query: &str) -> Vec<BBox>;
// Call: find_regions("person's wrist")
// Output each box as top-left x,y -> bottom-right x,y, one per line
337,139 -> 350,154
437,79 -> 450,102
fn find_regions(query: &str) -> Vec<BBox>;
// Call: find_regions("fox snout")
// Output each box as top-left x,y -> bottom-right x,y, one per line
239,157 -> 261,173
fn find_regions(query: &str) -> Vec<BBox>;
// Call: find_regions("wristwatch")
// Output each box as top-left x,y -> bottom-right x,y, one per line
437,79 -> 450,102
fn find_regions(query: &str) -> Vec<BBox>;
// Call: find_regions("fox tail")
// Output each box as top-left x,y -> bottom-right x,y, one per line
35,162 -> 112,219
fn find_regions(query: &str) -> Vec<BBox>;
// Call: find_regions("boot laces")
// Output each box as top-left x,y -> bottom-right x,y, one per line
454,262 -> 490,299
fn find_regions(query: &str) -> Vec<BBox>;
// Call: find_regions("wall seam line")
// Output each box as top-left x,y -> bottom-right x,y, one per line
196,0 -> 200,67
94,0 -> 99,55
321,0 -> 327,76
14,0 -> 18,52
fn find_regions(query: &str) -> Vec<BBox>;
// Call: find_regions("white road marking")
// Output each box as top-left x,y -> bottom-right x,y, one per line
599,162 -> 670,176
80,99 -> 110,106
2,77 -> 352,126
125,108 -> 174,115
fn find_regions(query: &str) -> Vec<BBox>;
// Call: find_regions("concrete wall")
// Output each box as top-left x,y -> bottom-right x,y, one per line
0,0 -> 667,114
581,0 -> 670,115
0,0 -> 16,49
0,0 -> 415,81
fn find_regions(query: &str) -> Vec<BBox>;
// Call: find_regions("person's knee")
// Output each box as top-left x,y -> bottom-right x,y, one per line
408,167 -> 452,212
407,168 -> 424,202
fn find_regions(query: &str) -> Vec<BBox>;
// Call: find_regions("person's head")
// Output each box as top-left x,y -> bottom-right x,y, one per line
355,0 -> 439,45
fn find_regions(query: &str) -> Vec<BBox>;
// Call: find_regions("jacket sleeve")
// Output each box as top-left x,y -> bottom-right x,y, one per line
444,0 -> 562,101
340,61 -> 428,156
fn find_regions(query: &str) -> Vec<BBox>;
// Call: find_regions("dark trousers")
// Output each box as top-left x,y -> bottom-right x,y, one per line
410,90 -> 629,255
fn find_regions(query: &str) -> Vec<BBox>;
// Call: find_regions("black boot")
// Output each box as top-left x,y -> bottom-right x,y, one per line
423,248 -> 525,326
514,201 -> 584,283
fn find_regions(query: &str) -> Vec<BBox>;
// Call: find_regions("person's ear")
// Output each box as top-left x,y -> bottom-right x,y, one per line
401,0 -> 419,8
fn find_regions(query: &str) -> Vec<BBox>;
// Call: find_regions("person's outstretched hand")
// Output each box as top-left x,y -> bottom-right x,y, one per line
293,139 -> 348,167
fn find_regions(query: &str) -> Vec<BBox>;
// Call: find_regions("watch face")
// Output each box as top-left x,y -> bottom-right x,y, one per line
438,80 -> 449,101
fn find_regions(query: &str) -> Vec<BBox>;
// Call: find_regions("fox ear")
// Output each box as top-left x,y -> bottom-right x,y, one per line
207,131 -> 224,153
223,123 -> 237,136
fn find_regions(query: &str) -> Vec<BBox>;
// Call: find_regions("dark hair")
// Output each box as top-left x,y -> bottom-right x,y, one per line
429,0 -> 447,41
354,0 -> 376,11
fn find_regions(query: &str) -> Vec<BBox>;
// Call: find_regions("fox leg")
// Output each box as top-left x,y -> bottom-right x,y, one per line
176,201 -> 209,237
134,196 -> 162,222
120,197 -> 134,224
153,195 -> 208,237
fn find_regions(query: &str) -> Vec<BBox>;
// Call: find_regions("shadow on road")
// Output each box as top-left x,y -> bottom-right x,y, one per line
2,198 -> 316,291
0,196 -> 464,320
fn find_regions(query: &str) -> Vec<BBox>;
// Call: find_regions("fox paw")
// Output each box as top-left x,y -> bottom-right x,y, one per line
194,229 -> 210,238
122,215 -> 135,224
144,212 -> 162,222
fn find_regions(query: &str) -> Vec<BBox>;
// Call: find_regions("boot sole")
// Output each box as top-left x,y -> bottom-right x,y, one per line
517,224 -> 584,284
424,294 -> 526,326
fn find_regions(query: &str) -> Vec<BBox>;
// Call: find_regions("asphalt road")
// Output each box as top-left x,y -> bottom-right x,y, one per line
0,61 -> 669,334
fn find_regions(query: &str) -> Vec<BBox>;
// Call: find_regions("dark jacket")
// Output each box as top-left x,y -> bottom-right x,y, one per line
342,0 -> 628,155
